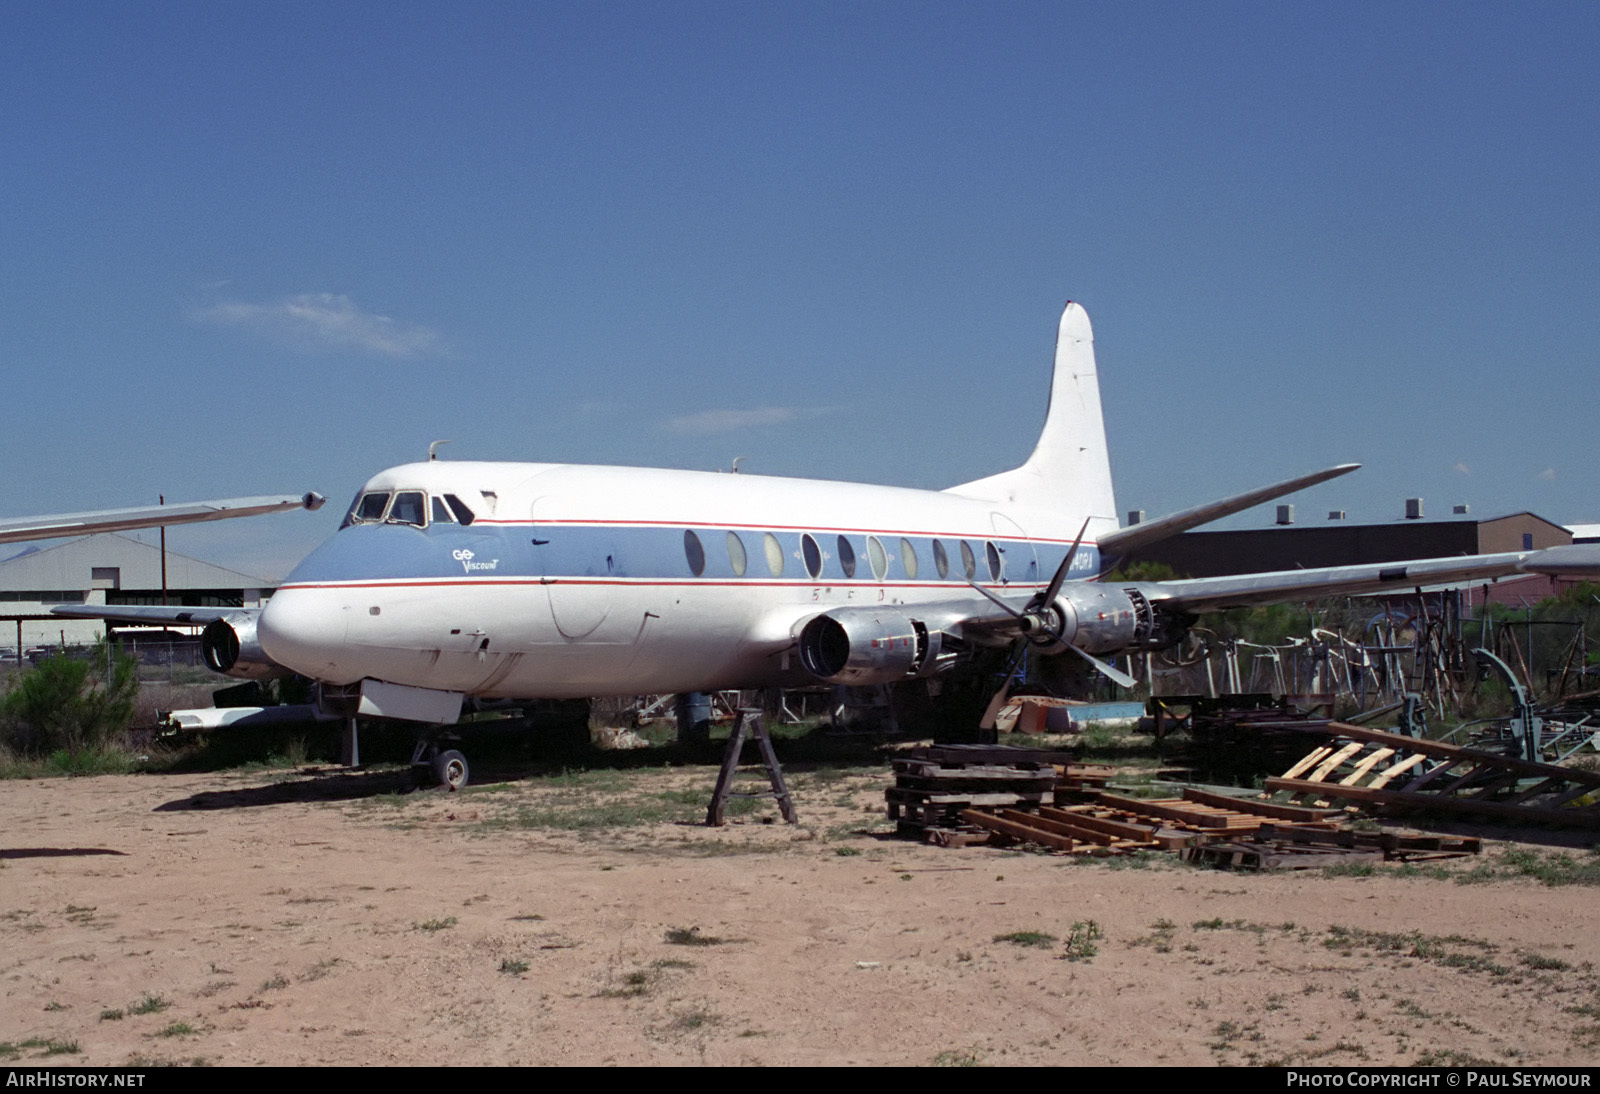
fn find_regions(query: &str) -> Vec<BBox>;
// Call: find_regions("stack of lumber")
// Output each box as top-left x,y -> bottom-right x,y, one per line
887,745 -> 1064,841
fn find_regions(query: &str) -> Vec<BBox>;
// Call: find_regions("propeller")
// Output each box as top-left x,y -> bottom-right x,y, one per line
966,517 -> 1137,689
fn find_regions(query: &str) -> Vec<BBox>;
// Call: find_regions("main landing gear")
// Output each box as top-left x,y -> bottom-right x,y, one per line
411,736 -> 470,791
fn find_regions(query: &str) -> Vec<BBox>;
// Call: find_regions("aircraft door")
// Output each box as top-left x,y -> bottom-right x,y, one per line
990,512 -> 1039,588
530,496 -> 613,639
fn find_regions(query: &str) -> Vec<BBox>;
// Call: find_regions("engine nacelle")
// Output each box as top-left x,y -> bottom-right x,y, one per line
202,613 -> 295,680
1051,585 -> 1188,653
798,609 -> 953,686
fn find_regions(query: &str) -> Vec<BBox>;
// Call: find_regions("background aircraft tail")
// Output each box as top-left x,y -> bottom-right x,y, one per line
943,302 -> 1118,524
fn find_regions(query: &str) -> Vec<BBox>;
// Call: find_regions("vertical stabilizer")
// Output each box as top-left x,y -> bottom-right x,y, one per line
944,302 -> 1117,522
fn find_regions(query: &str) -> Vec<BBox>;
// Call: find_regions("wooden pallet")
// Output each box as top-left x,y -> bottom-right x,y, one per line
1267,722 -> 1600,828
1183,823 -> 1481,871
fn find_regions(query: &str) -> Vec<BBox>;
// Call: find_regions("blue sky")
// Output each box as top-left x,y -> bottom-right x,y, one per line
3,2 -> 1596,579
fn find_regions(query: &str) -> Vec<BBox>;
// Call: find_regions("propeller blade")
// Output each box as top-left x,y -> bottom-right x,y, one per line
1038,516 -> 1092,610
1065,642 -> 1137,689
966,579 -> 1024,619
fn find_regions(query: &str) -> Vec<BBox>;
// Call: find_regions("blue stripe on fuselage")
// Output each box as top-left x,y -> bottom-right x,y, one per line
280,521 -> 1102,588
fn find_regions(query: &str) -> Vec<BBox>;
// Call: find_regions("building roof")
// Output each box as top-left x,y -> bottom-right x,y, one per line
0,533 -> 271,591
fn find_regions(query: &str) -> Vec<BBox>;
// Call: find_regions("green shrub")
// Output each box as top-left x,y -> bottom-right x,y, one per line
0,645 -> 138,758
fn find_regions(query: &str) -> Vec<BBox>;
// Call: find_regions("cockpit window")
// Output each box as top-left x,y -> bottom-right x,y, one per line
388,491 -> 426,527
431,497 -> 456,524
444,494 -> 475,525
354,491 -> 392,523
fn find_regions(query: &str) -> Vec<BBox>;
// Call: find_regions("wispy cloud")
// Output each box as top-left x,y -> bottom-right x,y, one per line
1537,468 -> 1557,482
1453,461 -> 1471,475
664,406 -> 805,435
190,293 -> 448,358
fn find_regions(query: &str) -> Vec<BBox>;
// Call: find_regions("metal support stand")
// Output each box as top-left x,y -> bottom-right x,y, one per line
706,708 -> 797,826
341,715 -> 361,768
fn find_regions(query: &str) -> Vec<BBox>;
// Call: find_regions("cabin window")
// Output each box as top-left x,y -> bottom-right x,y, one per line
444,494 -> 475,525
960,540 -> 977,580
932,539 -> 949,579
801,534 -> 823,579
431,497 -> 456,524
726,531 -> 748,577
899,538 -> 919,579
763,533 -> 784,577
867,536 -> 888,581
836,535 -> 857,579
985,540 -> 1003,582
388,491 -> 426,527
684,529 -> 706,576
355,491 -> 391,523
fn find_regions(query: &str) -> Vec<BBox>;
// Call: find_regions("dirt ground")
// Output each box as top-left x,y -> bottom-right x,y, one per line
4,760 -> 1600,1068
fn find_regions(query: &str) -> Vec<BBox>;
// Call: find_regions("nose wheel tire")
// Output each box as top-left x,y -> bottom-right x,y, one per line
430,749 -> 469,791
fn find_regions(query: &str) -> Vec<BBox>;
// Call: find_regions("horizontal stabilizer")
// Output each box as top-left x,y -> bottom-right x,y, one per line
51,604 -> 247,627
1098,464 -> 1360,558
0,493 -> 325,546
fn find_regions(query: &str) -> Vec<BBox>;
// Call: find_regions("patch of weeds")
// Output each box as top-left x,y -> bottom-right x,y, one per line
1414,1048 -> 1497,1067
1129,919 -> 1176,953
415,917 -> 458,932
1324,926 -> 1509,976
993,930 -> 1056,949
933,1046 -> 984,1066
499,959 -> 530,975
155,1022 -> 196,1038
1395,999 -> 1433,1020
3,1039 -> 81,1058
1460,847 -> 1600,887
301,958 -> 342,982
128,994 -> 170,1016
833,846 -> 861,857
1320,862 -> 1376,878
100,1008 -> 125,1021
665,926 -> 728,947
43,1001 -> 65,1012
259,974 -> 290,992
1520,951 -> 1572,971
1061,920 -> 1104,962
669,1005 -> 720,1032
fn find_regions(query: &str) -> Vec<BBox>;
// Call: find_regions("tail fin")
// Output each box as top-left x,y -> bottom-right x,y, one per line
943,302 -> 1117,521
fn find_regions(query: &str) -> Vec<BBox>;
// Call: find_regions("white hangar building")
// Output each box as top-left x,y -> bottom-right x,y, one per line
0,533 -> 274,654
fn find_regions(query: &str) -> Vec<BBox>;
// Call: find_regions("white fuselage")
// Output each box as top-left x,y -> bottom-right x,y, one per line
256,460 -> 1111,699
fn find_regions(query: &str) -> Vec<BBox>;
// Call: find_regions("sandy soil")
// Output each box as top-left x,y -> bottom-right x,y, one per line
3,762 -> 1600,1067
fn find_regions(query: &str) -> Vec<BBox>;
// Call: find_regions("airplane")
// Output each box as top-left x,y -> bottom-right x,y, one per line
55,303 -> 1600,788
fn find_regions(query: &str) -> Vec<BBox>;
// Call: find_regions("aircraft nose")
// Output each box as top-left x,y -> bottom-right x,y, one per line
258,588 -> 355,682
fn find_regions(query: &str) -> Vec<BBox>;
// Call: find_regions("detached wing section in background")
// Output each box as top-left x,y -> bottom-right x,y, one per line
0,492 -> 324,545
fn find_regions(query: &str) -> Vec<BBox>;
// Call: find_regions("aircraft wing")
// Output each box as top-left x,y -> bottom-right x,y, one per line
1131,549 -> 1572,615
50,604 -> 249,627
0,492 -> 324,545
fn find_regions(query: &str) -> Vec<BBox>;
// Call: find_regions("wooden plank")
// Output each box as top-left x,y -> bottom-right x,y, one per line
1308,742 -> 1366,783
1180,787 -> 1342,822
1281,746 -> 1335,781
995,808 -> 1125,847
1338,747 -> 1396,786
1323,722 -> 1600,787
1038,806 -> 1158,841
960,809 -> 1077,851
1087,792 -> 1252,829
1363,751 -> 1426,789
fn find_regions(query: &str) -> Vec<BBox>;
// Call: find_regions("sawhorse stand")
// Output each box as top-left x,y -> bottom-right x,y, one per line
706,708 -> 798,826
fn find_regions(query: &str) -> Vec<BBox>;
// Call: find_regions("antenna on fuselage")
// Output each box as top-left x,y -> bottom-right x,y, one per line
731,456 -> 746,474
428,439 -> 453,462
